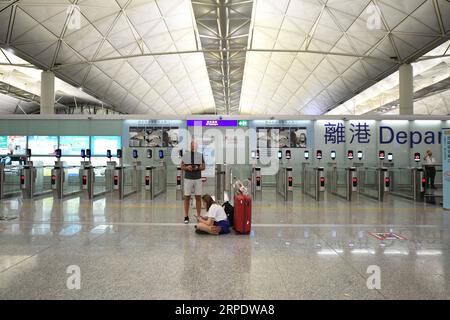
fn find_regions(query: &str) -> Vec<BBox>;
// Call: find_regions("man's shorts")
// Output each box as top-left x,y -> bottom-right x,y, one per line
184,178 -> 202,196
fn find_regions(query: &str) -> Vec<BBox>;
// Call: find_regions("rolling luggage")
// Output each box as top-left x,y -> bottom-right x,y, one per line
234,194 -> 252,234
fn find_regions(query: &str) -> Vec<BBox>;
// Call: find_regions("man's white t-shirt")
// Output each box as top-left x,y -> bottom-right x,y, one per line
207,204 -> 228,222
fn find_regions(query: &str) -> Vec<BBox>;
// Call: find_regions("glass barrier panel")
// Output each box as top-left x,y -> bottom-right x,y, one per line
93,166 -> 107,195
391,167 -> 414,198
34,166 -> 52,195
4,166 -> 22,195
123,166 -> 135,195
358,168 -> 378,199
334,168 -> 347,198
64,166 -> 81,195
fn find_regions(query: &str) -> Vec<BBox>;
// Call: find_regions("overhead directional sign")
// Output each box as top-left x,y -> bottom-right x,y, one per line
187,120 -> 238,127
238,120 -> 249,127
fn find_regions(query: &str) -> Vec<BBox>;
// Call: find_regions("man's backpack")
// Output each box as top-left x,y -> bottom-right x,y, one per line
222,201 -> 234,226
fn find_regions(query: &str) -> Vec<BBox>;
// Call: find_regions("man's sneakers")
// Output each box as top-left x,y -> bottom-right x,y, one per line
185,215 -> 201,224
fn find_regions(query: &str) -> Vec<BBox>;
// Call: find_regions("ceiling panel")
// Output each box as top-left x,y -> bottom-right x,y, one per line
1,0 -> 214,115
240,0 -> 449,115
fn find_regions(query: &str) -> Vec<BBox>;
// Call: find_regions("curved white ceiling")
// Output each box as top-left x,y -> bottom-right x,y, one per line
239,0 -> 450,115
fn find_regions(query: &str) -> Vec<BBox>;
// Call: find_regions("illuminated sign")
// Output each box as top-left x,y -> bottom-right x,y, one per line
187,120 -> 239,127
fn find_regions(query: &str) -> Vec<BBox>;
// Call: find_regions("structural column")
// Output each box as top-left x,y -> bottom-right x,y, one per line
40,70 -> 55,114
399,64 -> 414,115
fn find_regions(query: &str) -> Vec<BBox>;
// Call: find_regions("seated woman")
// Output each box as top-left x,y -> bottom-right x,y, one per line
195,194 -> 230,235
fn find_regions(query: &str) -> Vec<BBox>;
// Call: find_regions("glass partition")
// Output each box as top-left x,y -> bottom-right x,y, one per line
33,165 -> 52,195
123,166 -> 137,196
93,166 -> 108,195
3,165 -> 21,195
304,167 -> 317,197
153,164 -> 167,197
329,167 -> 347,198
357,167 -> 379,199
63,166 -> 82,196
390,167 -> 415,199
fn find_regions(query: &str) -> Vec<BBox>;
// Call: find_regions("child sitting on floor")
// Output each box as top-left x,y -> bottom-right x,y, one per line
195,194 -> 230,235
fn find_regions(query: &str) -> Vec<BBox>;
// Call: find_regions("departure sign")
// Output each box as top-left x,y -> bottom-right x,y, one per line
187,120 -> 248,127
187,120 -> 238,127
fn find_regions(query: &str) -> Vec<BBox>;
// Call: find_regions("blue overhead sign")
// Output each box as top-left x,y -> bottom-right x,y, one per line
187,120 -> 239,127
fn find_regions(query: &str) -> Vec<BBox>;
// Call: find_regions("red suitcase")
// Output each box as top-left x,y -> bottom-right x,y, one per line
234,194 -> 252,234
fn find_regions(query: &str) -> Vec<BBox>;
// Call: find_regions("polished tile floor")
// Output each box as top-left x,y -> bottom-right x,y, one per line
0,188 -> 449,300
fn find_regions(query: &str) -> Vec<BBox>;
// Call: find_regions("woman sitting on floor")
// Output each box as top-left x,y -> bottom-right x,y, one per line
195,194 -> 230,235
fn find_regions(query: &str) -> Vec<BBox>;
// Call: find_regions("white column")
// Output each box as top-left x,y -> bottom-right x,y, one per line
40,70 -> 55,114
399,64 -> 414,115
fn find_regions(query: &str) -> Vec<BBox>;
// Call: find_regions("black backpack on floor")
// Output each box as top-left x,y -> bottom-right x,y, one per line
222,201 -> 234,227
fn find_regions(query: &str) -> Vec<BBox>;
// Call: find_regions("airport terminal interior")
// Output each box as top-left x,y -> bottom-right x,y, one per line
0,0 -> 450,300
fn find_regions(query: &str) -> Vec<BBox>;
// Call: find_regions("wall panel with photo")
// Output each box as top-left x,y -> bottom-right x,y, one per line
256,127 -> 308,148
128,126 -> 179,148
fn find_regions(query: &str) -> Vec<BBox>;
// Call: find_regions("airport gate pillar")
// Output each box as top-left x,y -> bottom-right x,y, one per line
399,64 -> 413,115
41,71 -> 55,115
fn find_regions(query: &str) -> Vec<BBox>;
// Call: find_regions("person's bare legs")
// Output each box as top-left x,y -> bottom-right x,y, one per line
195,195 -> 202,218
196,222 -> 221,235
184,195 -> 190,218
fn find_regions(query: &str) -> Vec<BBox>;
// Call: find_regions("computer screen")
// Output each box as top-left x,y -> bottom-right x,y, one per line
28,136 -> 58,156
91,136 -> 122,156
0,136 -> 27,155
60,136 -> 90,156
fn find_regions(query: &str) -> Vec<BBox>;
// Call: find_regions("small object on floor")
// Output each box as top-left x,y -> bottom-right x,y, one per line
184,216 -> 189,224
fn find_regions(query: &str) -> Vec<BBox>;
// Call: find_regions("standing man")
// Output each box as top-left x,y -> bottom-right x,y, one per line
424,150 -> 437,189
181,141 -> 205,224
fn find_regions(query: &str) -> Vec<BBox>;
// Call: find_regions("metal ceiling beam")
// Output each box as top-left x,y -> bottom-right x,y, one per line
191,0 -> 253,115
0,62 -> 38,68
50,48 -> 398,71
